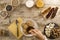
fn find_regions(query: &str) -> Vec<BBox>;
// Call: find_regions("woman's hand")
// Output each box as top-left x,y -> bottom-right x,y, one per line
29,29 -> 45,40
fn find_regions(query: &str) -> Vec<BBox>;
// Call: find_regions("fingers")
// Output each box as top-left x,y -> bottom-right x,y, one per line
33,29 -> 43,36
29,29 -> 45,40
29,29 -> 40,35
34,29 -> 40,33
30,31 -> 36,36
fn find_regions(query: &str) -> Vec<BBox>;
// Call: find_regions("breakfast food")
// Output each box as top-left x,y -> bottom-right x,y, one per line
22,23 -> 28,30
41,7 -> 58,19
44,23 -> 60,39
26,20 -> 34,26
51,28 -> 60,38
22,20 -> 34,34
45,23 -> 55,37
41,7 -> 51,18
41,7 -> 51,15
36,0 -> 44,8
46,8 -> 55,19
26,26 -> 34,34
51,7 -> 58,19
46,7 -> 58,19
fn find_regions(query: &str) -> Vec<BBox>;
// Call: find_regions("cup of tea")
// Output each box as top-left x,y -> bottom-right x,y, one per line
25,0 -> 35,8
6,5 -> 12,11
11,0 -> 20,6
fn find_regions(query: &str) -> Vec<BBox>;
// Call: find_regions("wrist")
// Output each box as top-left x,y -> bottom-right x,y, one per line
39,35 -> 45,40
38,34 -> 47,40
39,35 -> 48,40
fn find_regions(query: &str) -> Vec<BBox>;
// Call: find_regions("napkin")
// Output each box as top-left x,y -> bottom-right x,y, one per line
8,17 -> 23,39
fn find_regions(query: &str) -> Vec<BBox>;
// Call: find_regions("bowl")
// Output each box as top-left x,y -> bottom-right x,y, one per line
25,0 -> 35,8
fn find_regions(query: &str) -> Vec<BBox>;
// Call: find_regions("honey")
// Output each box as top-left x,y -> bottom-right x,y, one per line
36,0 -> 44,8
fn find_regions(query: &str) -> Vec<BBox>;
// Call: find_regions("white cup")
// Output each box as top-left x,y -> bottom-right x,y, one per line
25,0 -> 35,8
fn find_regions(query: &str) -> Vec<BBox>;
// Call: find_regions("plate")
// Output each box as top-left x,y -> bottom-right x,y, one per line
20,19 -> 38,37
44,22 -> 60,39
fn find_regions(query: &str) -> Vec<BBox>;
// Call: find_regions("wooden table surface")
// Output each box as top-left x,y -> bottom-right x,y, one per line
0,0 -> 60,40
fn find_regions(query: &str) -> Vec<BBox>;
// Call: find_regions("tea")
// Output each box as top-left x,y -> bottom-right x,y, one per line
6,5 -> 12,11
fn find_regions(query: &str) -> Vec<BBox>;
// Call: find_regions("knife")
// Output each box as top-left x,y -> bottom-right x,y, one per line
16,20 -> 19,37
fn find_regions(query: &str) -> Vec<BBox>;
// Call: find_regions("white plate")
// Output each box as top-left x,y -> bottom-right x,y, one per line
20,19 -> 38,37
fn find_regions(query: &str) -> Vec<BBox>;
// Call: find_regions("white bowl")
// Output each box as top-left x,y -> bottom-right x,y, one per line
20,19 -> 38,37
25,0 -> 35,8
